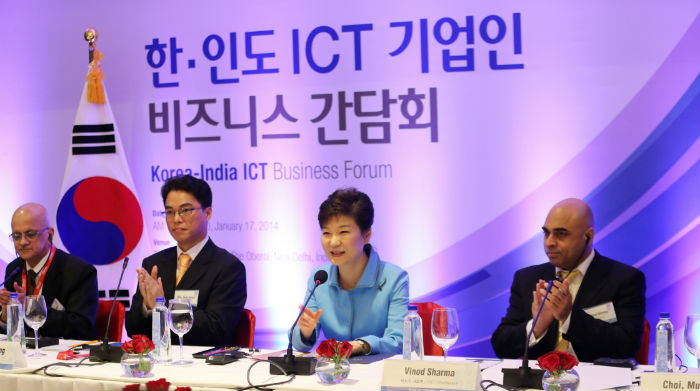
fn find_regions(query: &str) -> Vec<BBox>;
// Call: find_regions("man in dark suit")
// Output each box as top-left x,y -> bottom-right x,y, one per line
491,199 -> 646,362
125,175 -> 246,346
0,203 -> 98,340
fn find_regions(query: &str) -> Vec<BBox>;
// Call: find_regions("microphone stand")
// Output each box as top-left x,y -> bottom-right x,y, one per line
89,257 -> 129,362
502,279 -> 554,389
269,275 -> 326,375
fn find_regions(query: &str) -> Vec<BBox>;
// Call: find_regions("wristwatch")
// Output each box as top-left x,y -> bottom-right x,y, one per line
355,339 -> 370,355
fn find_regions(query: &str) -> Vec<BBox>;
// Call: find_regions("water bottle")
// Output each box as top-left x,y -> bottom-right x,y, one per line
6,293 -> 26,353
152,297 -> 171,362
402,305 -> 424,360
655,312 -> 674,372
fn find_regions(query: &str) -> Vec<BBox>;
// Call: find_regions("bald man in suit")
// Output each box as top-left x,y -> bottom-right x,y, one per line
491,199 -> 646,362
1,203 -> 98,339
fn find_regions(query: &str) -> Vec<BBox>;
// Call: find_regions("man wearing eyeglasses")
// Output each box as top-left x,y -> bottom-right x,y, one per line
125,175 -> 247,346
0,203 -> 98,339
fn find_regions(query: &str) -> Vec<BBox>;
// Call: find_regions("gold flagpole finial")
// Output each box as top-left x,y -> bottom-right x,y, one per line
84,27 -> 105,104
84,28 -> 98,63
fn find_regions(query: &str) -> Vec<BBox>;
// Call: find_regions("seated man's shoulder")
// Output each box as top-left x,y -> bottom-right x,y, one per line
597,254 -> 645,279
142,246 -> 176,264
514,262 -> 551,277
205,243 -> 245,275
61,250 -> 97,273
210,244 -> 242,263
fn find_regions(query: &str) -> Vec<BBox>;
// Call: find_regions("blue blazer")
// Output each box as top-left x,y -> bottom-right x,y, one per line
292,248 -> 409,354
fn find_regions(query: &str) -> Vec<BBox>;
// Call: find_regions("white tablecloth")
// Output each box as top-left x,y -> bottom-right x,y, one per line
0,340 -> 653,390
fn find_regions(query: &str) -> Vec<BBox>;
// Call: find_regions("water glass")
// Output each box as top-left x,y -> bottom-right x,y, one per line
431,307 -> 459,361
24,295 -> 47,357
685,314 -> 700,368
168,298 -> 193,365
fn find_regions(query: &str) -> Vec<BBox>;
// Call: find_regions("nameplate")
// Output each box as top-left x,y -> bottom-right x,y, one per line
0,341 -> 27,369
174,290 -> 199,307
640,372 -> 700,390
381,359 -> 481,390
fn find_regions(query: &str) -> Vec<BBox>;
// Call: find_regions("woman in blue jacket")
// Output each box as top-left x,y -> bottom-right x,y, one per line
292,188 -> 409,355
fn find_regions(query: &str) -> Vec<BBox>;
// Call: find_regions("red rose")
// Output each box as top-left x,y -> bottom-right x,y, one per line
123,384 -> 141,391
174,387 -> 191,391
537,352 -> 561,372
121,340 -> 133,353
316,340 -> 335,358
145,338 -> 155,352
555,351 -> 578,370
122,335 -> 155,354
133,339 -> 146,354
537,351 -> 578,372
338,341 -> 353,359
146,378 -> 171,391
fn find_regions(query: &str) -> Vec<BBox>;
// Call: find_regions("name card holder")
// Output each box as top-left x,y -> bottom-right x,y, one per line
381,359 -> 482,391
0,341 -> 27,370
640,372 -> 700,391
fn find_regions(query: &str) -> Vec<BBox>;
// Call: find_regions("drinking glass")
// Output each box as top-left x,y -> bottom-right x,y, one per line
685,314 -> 700,368
24,295 -> 47,357
431,307 -> 459,361
168,298 -> 193,365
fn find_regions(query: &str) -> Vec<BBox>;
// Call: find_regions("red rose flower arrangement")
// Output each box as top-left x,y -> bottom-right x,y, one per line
121,335 -> 156,374
122,378 -> 191,391
122,335 -> 156,355
316,339 -> 353,365
536,351 -> 579,378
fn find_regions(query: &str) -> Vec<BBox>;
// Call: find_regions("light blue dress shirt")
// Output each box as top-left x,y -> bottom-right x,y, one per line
292,247 -> 409,355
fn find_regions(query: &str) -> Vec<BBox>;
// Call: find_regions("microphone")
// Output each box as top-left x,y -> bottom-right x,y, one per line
2,264 -> 22,289
502,279 -> 555,389
269,269 -> 328,375
89,257 -> 129,362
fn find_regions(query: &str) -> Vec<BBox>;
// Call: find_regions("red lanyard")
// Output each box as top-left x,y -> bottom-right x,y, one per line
21,245 -> 56,296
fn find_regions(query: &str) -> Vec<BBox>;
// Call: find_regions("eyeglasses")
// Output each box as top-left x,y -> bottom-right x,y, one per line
160,207 -> 204,219
9,227 -> 50,242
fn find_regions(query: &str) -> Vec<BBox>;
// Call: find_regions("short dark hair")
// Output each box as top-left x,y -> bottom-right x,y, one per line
318,188 -> 374,232
161,175 -> 212,208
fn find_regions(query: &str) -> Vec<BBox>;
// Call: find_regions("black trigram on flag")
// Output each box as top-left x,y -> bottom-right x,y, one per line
72,123 -> 116,155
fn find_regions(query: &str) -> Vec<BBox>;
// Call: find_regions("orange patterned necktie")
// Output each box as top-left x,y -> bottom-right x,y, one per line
176,253 -> 192,286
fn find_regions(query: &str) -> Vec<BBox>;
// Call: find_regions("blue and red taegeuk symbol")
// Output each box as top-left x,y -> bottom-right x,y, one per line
57,176 -> 143,265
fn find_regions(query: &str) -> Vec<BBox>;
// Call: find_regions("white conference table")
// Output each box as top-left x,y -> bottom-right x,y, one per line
0,340 -> 651,391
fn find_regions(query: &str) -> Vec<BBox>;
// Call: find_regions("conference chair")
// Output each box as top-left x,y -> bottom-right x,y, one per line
409,302 -> 444,356
96,299 -> 126,342
233,308 -> 256,348
635,318 -> 650,365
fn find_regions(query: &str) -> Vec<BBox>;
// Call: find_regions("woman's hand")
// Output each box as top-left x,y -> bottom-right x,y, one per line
298,306 -> 323,339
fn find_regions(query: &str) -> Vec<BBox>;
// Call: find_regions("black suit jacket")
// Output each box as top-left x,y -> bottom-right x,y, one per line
125,239 -> 247,346
491,252 -> 646,362
4,249 -> 98,340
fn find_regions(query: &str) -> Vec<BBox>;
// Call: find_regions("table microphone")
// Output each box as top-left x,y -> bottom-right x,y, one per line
89,257 -> 129,362
2,264 -> 22,288
269,269 -> 328,375
502,279 -> 554,389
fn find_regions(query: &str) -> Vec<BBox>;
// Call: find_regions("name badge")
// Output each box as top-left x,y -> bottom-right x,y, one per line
174,290 -> 199,307
583,301 -> 617,323
0,341 -> 27,369
640,372 -> 700,390
381,359 -> 481,390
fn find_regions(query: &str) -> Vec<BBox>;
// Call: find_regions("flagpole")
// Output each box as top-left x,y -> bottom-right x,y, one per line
84,28 -> 97,63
